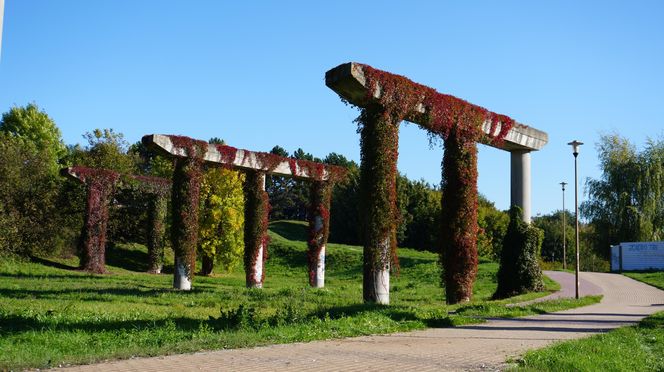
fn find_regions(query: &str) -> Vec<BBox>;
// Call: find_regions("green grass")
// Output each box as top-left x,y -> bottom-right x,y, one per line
0,220 -> 596,369
513,311 -> 664,371
624,271 -> 664,291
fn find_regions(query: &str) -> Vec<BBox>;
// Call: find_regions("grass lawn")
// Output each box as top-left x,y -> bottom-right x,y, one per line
0,220 -> 597,370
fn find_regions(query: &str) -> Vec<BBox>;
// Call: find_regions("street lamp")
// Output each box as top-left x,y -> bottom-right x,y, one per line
560,181 -> 567,270
568,140 -> 583,299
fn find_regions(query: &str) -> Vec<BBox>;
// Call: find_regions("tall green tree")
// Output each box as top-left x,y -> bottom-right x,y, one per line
476,196 -> 509,259
533,210 -> 574,264
401,179 -> 441,251
0,134 -> 64,256
582,134 -> 664,257
0,103 -> 66,174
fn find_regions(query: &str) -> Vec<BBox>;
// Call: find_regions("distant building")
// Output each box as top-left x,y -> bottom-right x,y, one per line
611,241 -> 664,272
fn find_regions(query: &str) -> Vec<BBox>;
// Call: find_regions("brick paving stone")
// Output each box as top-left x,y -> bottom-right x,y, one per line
58,272 -> 664,372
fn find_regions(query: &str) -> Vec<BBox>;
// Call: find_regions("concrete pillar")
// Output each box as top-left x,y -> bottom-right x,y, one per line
147,193 -> 167,274
510,150 -> 531,223
171,158 -> 203,290
244,171 -> 268,288
79,178 -> 114,274
358,106 -> 399,305
308,181 -> 331,288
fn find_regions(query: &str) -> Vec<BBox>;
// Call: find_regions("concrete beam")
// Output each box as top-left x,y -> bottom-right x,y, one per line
143,134 -> 342,181
62,167 -> 170,191
325,62 -> 548,151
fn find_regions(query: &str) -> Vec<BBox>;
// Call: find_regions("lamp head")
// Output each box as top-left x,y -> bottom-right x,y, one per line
567,140 -> 583,156
560,181 -> 567,190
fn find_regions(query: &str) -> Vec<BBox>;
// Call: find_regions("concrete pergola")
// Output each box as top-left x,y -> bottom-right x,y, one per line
62,167 -> 170,274
326,62 -> 548,304
326,62 -> 547,222
143,134 -> 343,290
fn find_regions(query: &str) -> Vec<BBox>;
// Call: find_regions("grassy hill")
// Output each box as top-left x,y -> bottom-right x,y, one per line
0,220 -> 588,369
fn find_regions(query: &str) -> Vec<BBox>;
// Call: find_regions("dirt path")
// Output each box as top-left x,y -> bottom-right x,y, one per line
59,272 -> 664,371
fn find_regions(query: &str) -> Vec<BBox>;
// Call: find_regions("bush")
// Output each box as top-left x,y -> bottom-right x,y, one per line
0,135 -> 65,256
494,206 -> 544,298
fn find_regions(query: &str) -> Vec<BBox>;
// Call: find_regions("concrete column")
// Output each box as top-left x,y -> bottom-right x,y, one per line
510,150 -> 531,223
308,181 -> 331,288
244,171 -> 268,288
79,179 -> 114,274
171,158 -> 203,290
358,106 -> 399,305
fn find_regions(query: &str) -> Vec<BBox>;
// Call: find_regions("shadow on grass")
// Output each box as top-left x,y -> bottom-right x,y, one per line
269,221 -> 308,241
0,286 -> 214,301
0,313 -> 206,335
106,243 -> 149,272
29,256 -> 79,271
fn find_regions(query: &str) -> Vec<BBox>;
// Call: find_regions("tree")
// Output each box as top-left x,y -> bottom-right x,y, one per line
582,134 -> 664,258
476,196 -> 509,260
68,129 -> 137,173
198,166 -> 245,275
533,210 -> 574,265
0,103 -> 66,174
0,134 -> 64,256
328,162 -> 361,245
401,179 -> 441,251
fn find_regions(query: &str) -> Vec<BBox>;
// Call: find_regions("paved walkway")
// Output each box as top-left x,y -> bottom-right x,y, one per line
60,272 -> 664,371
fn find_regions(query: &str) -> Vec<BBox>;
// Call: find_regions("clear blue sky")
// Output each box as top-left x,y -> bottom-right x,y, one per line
1,1 -> 663,215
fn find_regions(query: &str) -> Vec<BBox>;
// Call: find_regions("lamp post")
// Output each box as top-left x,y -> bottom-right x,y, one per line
568,140 -> 583,299
560,181 -> 567,270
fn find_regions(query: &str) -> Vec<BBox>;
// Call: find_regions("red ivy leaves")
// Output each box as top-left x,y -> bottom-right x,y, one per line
307,182 -> 331,286
353,64 -> 510,303
361,64 -> 515,145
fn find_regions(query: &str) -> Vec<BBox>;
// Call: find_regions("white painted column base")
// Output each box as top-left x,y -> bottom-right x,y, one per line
173,259 -> 192,290
373,268 -> 390,305
313,245 -> 326,288
250,245 -> 264,288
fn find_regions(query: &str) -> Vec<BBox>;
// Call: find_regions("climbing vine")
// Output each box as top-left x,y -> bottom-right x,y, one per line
168,136 -> 207,285
351,64 -> 515,303
70,167 -> 120,274
439,131 -> 479,303
243,171 -> 270,287
307,181 -> 332,286
360,64 -> 515,144
67,167 -> 171,274
357,104 -> 401,296
131,175 -> 171,274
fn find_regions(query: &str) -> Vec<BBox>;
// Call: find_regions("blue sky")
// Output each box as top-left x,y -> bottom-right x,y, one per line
1,1 -> 663,215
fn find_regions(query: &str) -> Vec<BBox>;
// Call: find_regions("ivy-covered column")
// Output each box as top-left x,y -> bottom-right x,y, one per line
440,131 -> 479,304
78,174 -> 118,274
358,105 -> 400,304
244,170 -> 269,288
171,157 -> 203,290
308,181 -> 332,288
147,193 -> 167,274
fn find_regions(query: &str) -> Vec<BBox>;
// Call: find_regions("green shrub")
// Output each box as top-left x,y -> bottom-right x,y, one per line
494,206 -> 544,298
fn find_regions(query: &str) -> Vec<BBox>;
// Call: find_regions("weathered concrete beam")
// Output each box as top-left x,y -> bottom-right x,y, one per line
325,62 -> 548,151
143,134 -> 342,181
62,167 -> 170,191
